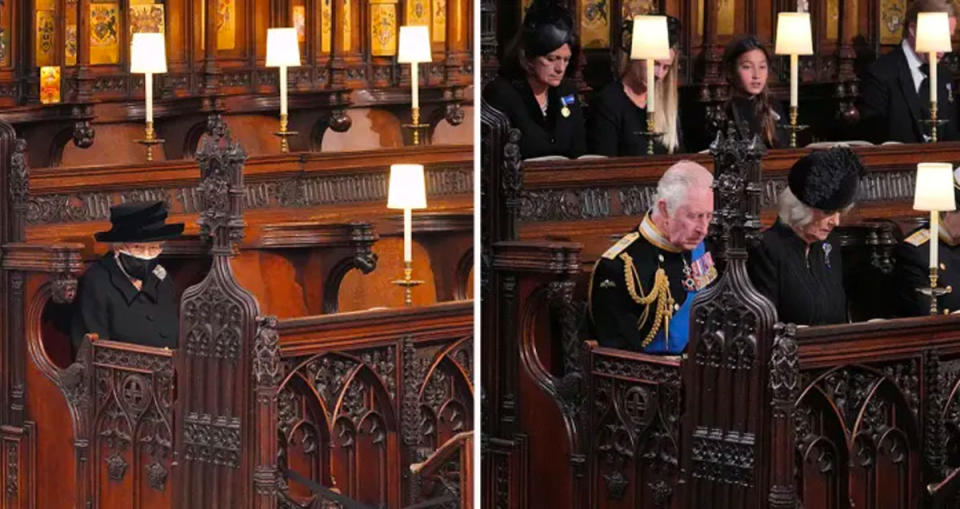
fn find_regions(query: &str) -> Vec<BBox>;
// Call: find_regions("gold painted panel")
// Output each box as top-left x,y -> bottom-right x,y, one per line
36,0 -> 55,10
130,4 -> 164,35
370,1 -> 397,56
321,0 -> 332,52
432,0 -> 445,42
36,10 -> 55,66
343,0 -> 351,51
696,0 -> 735,35
581,0 -> 609,48
621,0 -> 653,20
0,28 -> 8,67
406,0 -> 429,26
880,0 -> 906,44
40,66 -> 60,104
66,25 -> 77,65
217,0 -> 236,50
90,3 -> 119,65
827,0 -> 839,39
293,5 -> 306,42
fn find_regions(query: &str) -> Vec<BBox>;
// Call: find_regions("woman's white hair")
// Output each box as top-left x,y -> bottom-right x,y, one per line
653,161 -> 713,214
777,187 -> 815,229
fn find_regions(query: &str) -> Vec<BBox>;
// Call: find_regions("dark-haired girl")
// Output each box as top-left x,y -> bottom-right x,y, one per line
483,1 -> 586,159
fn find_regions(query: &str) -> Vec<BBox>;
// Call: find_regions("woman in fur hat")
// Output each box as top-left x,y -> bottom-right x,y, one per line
483,0 -> 586,159
747,147 -> 866,325
71,201 -> 184,349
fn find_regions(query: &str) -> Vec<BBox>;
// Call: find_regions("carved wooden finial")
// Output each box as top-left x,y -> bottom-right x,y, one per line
195,120 -> 247,252
707,127 -> 766,262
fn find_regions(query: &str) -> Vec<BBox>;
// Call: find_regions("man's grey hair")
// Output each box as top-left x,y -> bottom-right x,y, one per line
653,160 -> 714,214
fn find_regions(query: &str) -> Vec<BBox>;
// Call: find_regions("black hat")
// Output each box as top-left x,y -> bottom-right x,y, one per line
522,0 -> 577,57
95,201 -> 184,243
787,147 -> 866,211
621,14 -> 681,53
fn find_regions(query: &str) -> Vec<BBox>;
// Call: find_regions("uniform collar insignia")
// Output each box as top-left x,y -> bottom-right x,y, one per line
600,279 -> 616,288
639,213 -> 682,253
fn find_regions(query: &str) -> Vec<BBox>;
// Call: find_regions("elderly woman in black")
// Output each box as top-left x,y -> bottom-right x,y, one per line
747,148 -> 866,325
71,201 -> 183,349
587,16 -> 684,156
483,1 -> 586,159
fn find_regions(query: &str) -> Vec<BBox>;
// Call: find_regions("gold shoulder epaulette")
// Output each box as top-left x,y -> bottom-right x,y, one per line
905,229 -> 931,247
601,231 -> 640,260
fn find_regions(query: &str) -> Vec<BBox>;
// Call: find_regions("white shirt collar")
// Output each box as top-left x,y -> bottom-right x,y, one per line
902,39 -> 927,93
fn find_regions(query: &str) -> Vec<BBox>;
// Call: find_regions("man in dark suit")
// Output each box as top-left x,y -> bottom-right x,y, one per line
858,0 -> 959,144
71,201 -> 184,349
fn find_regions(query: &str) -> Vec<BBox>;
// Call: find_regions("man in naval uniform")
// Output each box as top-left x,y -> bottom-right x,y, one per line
589,161 -> 716,354
896,167 -> 960,315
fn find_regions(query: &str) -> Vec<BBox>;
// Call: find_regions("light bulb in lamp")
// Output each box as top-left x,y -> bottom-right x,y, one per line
130,32 -> 166,160
915,162 -> 957,272
388,164 -> 427,264
398,25 -> 432,143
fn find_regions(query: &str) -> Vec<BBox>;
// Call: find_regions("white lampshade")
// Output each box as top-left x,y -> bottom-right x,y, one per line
387,164 -> 427,209
398,26 -> 432,63
914,162 -> 957,211
775,12 -> 814,55
130,33 -> 167,73
266,27 -> 301,67
916,12 -> 953,53
630,16 -> 671,60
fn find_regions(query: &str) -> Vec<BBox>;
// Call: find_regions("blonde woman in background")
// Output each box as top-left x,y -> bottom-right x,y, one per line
587,15 -> 684,156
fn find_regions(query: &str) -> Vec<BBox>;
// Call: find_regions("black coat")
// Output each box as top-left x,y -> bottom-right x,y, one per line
586,80 -> 685,156
482,76 -> 586,159
857,43 -> 960,144
747,220 -> 848,325
699,96 -> 788,151
71,254 -> 179,349
895,227 -> 960,315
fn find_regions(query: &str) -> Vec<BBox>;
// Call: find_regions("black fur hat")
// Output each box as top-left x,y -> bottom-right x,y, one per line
522,0 -> 577,57
787,147 -> 866,211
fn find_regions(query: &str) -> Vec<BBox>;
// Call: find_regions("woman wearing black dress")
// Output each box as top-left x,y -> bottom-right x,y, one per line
482,1 -> 586,159
747,148 -> 866,325
587,16 -> 684,156
706,36 -> 788,149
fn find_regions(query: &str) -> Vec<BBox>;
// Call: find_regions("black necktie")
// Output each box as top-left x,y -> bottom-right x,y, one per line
919,63 -> 931,103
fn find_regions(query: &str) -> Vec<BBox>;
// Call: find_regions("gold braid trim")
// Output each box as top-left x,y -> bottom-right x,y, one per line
620,252 -> 676,348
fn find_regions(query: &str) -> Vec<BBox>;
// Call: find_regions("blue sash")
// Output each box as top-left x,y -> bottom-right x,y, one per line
643,242 -> 705,354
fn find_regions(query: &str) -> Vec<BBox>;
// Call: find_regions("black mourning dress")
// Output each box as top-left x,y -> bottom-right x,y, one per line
586,80 -> 685,156
702,96 -> 788,150
895,226 -> 960,315
483,76 -> 587,159
747,219 -> 848,325
71,254 -> 179,349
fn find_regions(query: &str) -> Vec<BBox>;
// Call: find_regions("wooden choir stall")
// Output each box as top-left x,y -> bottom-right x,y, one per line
481,97 -> 960,508
0,117 -> 475,507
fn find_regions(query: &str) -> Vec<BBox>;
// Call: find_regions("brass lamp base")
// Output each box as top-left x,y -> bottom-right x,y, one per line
635,117 -> 662,155
923,102 -> 949,143
403,106 -> 430,146
918,267 -> 953,315
135,122 -> 165,162
392,262 -> 424,307
272,113 -> 299,153
783,106 -> 809,148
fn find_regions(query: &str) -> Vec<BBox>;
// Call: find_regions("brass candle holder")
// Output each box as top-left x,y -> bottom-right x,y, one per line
135,121 -> 165,162
636,116 -> 662,155
785,106 -> 809,148
392,261 -> 424,307
403,106 -> 430,146
924,102 -> 949,143
272,113 -> 298,153
919,266 -> 952,315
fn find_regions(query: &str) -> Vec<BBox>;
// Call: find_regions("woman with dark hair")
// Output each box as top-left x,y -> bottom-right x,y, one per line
707,35 -> 787,149
483,1 -> 586,159
587,15 -> 684,156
